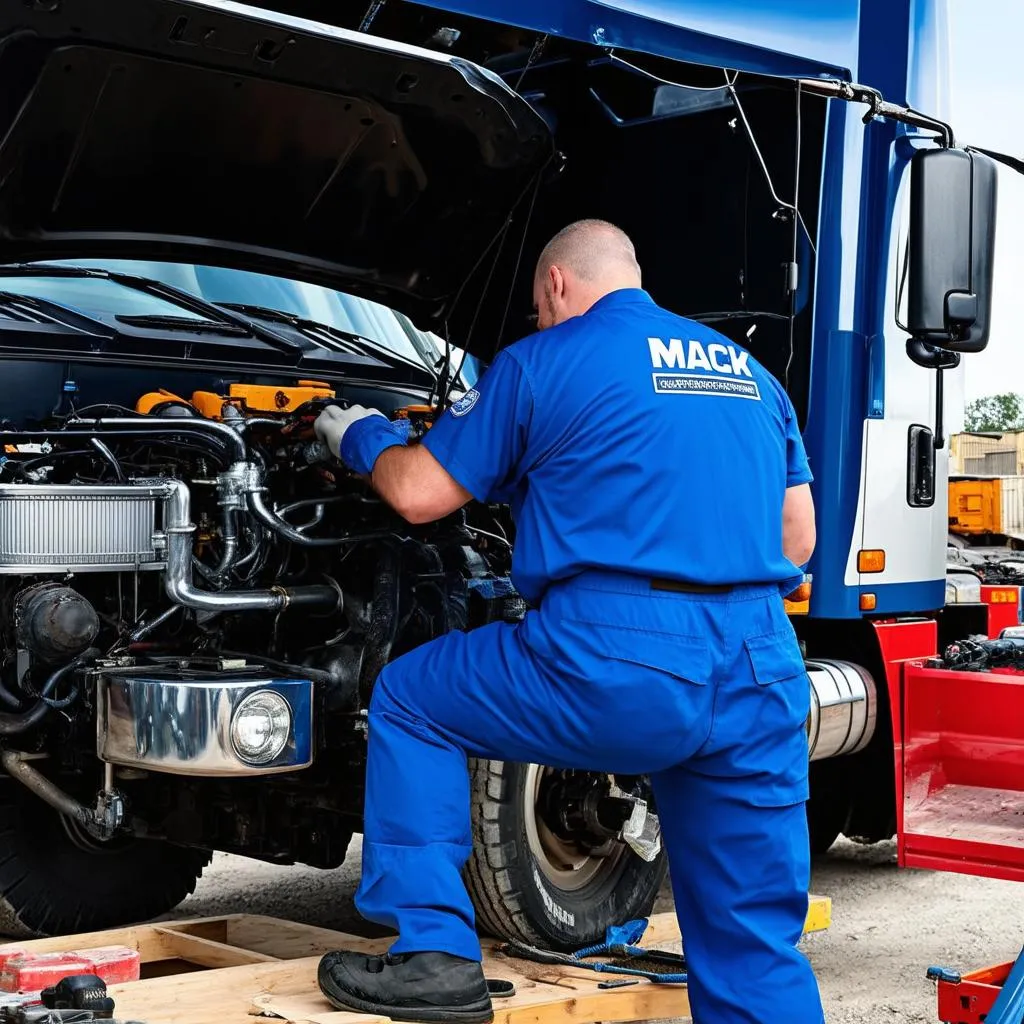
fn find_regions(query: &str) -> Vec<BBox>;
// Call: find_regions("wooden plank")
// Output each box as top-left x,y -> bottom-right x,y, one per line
100,942 -> 691,1024
252,956 -> 691,1024
0,923 -> 179,964
0,905 -> 837,1024
251,995 -> 389,1024
0,915 -> 252,964
151,927 -> 281,969
107,957 -> 323,1024
224,917 -> 384,960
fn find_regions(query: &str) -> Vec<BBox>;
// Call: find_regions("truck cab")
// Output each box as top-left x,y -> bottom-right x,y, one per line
0,0 -> 1013,942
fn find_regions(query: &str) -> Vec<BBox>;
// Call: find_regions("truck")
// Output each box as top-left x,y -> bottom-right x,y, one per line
0,0 -> 1019,947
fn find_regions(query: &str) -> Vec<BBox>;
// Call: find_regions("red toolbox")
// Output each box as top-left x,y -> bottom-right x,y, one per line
0,945 -> 140,992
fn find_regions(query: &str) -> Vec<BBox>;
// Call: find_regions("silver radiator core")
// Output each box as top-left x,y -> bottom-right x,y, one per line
0,483 -> 168,573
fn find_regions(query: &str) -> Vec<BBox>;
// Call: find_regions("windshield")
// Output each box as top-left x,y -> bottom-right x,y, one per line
0,274 -> 211,320
35,259 -> 459,371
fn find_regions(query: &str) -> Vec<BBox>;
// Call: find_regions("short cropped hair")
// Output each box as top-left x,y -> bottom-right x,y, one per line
535,219 -> 641,283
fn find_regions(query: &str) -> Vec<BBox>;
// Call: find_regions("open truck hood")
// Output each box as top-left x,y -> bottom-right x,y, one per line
0,0 -> 554,337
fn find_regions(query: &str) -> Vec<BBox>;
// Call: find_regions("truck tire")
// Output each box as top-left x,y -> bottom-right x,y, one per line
465,760 -> 666,950
0,783 -> 211,938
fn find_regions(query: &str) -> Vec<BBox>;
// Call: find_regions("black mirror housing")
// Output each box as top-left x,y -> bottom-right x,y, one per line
907,147 -> 997,353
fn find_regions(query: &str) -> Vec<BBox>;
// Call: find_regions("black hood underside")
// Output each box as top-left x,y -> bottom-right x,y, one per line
0,0 -> 554,339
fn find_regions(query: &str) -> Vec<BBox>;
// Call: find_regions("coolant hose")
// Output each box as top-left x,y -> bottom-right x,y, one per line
0,647 -> 100,735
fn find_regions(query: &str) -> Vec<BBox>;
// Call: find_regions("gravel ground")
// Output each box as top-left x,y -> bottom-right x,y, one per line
158,834 -> 1024,1023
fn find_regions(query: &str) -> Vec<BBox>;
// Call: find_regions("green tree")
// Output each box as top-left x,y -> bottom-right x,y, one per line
963,393 -> 1024,432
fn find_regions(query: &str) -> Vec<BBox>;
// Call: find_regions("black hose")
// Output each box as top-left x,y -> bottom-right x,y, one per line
0,679 -> 23,711
358,548 -> 400,697
0,416 -> 244,464
0,648 -> 99,735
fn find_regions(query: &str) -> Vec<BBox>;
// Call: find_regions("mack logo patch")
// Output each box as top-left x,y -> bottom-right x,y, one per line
450,388 -> 480,417
647,337 -> 752,377
652,374 -> 761,400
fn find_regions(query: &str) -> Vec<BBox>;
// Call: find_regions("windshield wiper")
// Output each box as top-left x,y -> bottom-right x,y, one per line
0,290 -> 112,334
0,264 -> 305,356
115,313 -> 251,335
215,302 -> 422,369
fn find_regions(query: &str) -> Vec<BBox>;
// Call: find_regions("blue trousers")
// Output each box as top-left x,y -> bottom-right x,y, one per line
355,571 -> 824,1024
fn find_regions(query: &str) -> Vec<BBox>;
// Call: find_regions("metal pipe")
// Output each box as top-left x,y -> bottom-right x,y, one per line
247,490 -> 354,547
90,438 -> 125,481
0,750 -> 95,827
129,605 -> 182,643
74,416 -> 248,461
806,660 -> 878,762
248,490 -> 398,547
162,481 -> 338,612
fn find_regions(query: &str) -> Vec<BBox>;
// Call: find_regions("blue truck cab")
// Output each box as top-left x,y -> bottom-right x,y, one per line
0,0 -> 1009,943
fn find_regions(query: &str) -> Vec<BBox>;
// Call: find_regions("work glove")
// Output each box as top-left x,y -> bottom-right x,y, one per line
314,404 -> 386,458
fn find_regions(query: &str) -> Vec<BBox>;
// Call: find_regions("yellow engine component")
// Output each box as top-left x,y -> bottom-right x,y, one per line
135,389 -> 193,415
948,476 -> 1002,536
226,380 -> 335,414
190,391 -> 242,420
135,381 -> 337,421
394,403 -> 436,434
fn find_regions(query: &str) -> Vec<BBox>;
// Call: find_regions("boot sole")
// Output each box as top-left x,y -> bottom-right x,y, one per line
318,975 -> 494,1024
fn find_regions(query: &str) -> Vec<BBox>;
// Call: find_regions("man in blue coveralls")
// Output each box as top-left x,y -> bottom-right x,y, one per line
313,219 -> 821,1024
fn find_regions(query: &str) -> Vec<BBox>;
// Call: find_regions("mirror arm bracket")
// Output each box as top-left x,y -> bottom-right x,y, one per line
797,79 -> 954,147
905,340 -> 960,450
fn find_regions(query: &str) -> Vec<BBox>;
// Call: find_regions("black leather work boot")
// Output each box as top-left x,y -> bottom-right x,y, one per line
317,949 -> 494,1023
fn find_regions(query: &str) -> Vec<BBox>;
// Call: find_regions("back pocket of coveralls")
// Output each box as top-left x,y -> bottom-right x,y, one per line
743,630 -> 807,687
562,619 -> 712,687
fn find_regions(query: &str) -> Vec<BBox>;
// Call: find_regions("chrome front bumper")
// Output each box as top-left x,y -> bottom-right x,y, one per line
97,670 -> 313,776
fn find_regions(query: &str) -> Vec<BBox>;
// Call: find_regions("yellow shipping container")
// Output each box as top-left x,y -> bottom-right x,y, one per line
948,476 -> 1002,537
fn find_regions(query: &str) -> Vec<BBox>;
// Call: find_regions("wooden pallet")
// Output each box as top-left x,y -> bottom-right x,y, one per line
0,898 -> 830,1024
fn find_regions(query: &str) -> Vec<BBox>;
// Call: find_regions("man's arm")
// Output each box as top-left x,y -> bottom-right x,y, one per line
370,444 -> 473,524
315,350 -> 533,525
783,482 -> 815,567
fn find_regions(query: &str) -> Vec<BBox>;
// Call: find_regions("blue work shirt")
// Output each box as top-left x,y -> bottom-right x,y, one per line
421,288 -> 812,605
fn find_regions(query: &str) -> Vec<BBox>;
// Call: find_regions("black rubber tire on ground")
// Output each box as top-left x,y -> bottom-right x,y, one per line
806,786 -> 851,856
464,760 -> 667,951
0,782 -> 211,938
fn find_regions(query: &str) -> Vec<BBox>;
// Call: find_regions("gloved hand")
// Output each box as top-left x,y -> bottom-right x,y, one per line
314,404 -> 386,457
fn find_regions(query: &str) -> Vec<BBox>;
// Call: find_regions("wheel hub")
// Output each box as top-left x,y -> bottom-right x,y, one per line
524,766 -> 632,891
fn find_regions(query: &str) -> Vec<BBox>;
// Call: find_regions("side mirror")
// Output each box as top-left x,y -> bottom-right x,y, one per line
907,147 -> 997,353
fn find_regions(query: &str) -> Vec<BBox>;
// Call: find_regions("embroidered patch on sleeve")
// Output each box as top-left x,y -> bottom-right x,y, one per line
450,388 -> 481,417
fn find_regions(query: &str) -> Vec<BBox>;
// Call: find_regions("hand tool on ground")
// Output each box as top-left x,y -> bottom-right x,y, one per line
498,919 -> 688,984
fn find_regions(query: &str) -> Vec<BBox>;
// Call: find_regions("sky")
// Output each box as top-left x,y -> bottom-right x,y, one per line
948,0 -> 1024,404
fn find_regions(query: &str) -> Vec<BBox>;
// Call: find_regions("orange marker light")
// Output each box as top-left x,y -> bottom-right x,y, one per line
860,593 -> 877,612
858,550 -> 886,574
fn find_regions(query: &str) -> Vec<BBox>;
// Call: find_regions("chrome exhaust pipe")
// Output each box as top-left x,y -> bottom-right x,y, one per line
805,659 -> 877,761
161,481 -> 338,612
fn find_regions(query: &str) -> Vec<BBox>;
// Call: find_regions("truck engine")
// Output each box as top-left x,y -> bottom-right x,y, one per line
0,383 -> 520,871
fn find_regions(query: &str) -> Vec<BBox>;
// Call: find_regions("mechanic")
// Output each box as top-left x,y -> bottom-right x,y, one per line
313,219 -> 821,1024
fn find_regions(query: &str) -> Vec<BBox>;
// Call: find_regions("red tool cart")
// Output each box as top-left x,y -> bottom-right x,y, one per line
892,625 -> 1024,1023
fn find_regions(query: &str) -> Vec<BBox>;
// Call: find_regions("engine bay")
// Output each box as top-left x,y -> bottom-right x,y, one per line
0,378 -> 520,865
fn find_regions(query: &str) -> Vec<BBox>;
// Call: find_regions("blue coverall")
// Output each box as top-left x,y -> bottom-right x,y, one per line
341,288 -> 824,1024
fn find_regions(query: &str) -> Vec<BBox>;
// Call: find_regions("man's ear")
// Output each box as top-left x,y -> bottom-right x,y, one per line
548,264 -> 565,299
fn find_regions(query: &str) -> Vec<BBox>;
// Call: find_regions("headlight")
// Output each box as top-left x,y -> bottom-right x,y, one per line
230,690 -> 291,765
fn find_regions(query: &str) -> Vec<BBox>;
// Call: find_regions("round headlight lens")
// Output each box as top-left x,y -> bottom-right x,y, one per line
230,690 -> 291,765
